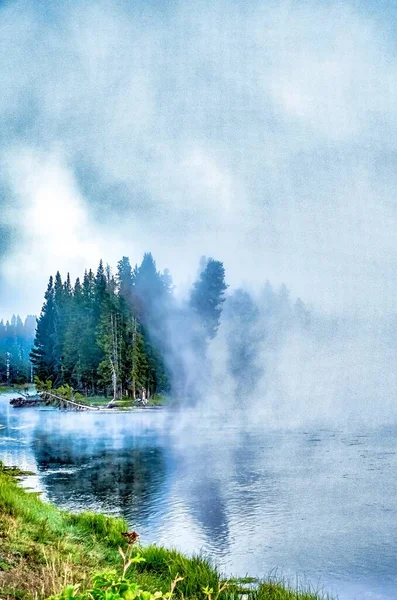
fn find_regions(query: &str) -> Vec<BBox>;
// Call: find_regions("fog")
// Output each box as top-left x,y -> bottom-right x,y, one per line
208,288 -> 397,427
3,396 -> 397,599
2,0 -> 397,423
2,0 -> 397,313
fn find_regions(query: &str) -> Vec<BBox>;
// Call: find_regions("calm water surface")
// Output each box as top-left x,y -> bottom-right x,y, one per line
1,393 -> 397,600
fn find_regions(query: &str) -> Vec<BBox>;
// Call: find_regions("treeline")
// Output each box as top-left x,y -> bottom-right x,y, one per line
0,316 -> 36,384
30,253 -> 228,400
222,282 -> 312,401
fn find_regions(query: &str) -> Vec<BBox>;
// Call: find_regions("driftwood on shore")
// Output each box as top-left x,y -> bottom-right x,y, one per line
10,396 -> 43,408
9,392 -> 98,411
9,391 -> 162,412
39,392 -> 100,411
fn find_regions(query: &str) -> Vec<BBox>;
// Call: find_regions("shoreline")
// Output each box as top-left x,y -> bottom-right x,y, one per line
1,388 -> 167,412
0,460 -> 332,600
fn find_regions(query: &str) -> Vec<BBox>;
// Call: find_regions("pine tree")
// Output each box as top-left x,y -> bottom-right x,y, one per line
0,320 -> 6,382
97,281 -> 122,401
190,258 -> 228,340
133,253 -> 171,392
134,253 -> 165,322
30,276 -> 56,381
117,256 -> 134,302
80,269 -> 100,393
52,271 -> 66,383
23,315 -> 36,383
94,260 -> 107,319
29,253 -> 178,397
63,278 -> 84,387
225,289 -> 263,398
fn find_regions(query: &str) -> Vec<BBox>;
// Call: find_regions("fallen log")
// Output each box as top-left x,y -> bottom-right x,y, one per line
10,396 -> 43,408
40,392 -> 100,411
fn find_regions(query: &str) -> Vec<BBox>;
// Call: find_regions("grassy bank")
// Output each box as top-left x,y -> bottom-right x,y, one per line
0,463 -> 332,600
83,394 -> 169,408
0,385 -> 30,394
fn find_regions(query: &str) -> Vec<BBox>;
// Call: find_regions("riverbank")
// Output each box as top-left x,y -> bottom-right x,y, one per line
2,386 -> 169,411
82,393 -> 167,408
0,462 -> 332,600
0,385 -> 31,394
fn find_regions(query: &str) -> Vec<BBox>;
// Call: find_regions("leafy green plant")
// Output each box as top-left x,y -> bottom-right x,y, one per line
49,549 -> 183,600
54,384 -> 74,400
34,376 -> 53,392
202,582 -> 229,600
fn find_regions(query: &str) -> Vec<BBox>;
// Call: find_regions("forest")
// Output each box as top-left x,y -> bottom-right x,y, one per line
29,253 -> 228,400
0,315 -> 36,384
1,252 -> 313,402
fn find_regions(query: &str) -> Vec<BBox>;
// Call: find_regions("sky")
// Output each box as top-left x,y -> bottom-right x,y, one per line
2,0 -> 397,317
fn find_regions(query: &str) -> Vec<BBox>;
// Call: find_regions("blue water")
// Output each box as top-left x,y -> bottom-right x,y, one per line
1,393 -> 397,600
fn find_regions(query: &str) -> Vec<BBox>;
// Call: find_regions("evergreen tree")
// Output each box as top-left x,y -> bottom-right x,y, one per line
134,253 -> 165,323
117,256 -> 134,302
127,316 -> 147,398
64,272 -> 72,297
29,253 -> 181,397
190,258 -> 228,340
94,260 -> 107,319
97,291 -> 123,401
63,277 -> 84,387
225,289 -> 263,399
0,320 -> 6,381
79,269 -> 100,392
0,315 -> 36,384
161,268 -> 173,295
52,271 -> 66,383
133,253 -> 171,391
30,276 -> 56,381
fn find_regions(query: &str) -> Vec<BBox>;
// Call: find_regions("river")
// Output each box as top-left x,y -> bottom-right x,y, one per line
1,393 -> 397,600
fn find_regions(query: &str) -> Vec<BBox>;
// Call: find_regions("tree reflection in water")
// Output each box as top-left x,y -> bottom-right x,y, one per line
33,430 -> 168,525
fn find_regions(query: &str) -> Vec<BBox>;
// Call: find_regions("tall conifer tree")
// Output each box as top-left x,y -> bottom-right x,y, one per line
30,276 -> 56,380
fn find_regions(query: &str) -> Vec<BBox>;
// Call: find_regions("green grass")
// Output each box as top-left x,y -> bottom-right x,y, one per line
149,394 -> 167,406
80,396 -> 110,407
0,462 -> 333,600
0,384 -> 28,394
0,385 -> 36,396
82,395 -> 168,408
0,386 -> 168,409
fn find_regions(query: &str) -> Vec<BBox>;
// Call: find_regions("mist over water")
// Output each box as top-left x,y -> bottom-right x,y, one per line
2,2 -> 397,599
160,281 -> 397,428
1,0 -> 397,425
2,394 -> 397,600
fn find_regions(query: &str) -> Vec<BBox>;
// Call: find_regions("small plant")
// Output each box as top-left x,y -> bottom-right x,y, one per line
202,582 -> 229,600
54,384 -> 74,400
34,376 -> 53,392
50,548 -> 183,600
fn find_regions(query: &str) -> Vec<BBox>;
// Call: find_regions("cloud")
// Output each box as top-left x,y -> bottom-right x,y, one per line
1,0 -> 397,316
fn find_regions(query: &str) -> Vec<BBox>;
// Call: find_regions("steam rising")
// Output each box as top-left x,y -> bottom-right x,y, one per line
1,0 -> 397,424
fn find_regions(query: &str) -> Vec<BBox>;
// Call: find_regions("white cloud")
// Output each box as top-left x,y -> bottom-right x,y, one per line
1,0 -> 397,316
2,148 -> 100,283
